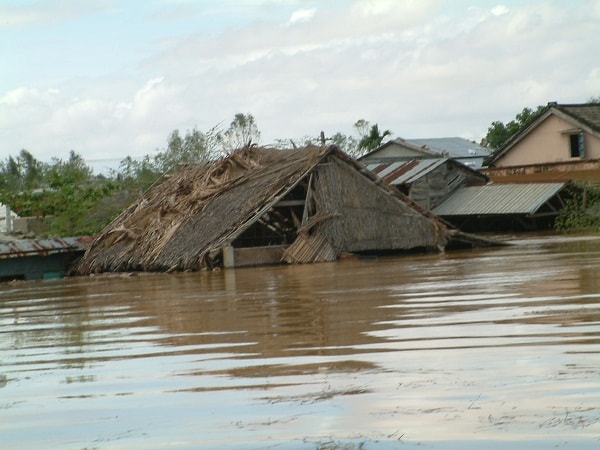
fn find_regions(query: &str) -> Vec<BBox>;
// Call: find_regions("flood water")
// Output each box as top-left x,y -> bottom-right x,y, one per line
1,233 -> 599,449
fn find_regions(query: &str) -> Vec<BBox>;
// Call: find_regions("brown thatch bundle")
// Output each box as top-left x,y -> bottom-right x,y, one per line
72,145 -> 450,275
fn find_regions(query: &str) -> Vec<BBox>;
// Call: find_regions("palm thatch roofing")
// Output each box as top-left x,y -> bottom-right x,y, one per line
73,145 -> 454,275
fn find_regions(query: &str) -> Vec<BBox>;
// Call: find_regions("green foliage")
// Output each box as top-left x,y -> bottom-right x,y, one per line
484,106 -> 545,149
117,126 -> 218,191
0,112 -> 399,237
46,151 -> 92,188
275,118 -> 389,158
357,122 -> 392,153
555,183 -> 600,231
117,154 -> 159,191
155,127 -> 218,172
0,150 -> 122,236
0,149 -> 46,193
329,132 -> 359,157
216,113 -> 260,153
45,180 -> 122,236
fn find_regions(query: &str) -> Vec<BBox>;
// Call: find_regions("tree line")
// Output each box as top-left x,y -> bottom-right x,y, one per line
2,99 -> 599,237
0,114 -> 392,236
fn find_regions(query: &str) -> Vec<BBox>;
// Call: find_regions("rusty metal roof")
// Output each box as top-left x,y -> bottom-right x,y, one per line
0,237 -> 88,259
366,159 -> 447,185
433,183 -> 567,216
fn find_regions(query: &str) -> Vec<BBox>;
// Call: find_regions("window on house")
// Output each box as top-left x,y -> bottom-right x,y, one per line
569,133 -> 584,158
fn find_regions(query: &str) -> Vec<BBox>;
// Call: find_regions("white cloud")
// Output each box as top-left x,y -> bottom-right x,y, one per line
0,0 -> 114,27
352,0 -> 397,16
289,8 -> 316,24
491,4 -> 510,16
1,87 -> 59,106
1,0 -> 599,167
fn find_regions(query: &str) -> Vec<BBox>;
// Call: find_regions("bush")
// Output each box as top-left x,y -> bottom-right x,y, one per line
555,183 -> 600,231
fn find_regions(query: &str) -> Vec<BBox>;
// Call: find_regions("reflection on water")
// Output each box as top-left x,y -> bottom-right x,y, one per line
1,233 -> 599,449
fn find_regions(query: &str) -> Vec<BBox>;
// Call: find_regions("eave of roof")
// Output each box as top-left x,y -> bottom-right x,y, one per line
0,237 -> 87,259
358,138 -> 441,160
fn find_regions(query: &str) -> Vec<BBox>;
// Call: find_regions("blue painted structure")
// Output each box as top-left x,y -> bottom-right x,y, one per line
0,237 -> 87,281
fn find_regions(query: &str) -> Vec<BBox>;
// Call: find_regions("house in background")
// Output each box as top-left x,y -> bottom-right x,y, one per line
360,137 -> 491,169
363,158 -> 488,211
405,137 -> 491,169
0,237 -> 87,281
359,138 -> 442,162
483,102 -> 600,182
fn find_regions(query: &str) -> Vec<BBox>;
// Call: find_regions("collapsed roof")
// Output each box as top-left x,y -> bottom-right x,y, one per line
72,145 -> 455,275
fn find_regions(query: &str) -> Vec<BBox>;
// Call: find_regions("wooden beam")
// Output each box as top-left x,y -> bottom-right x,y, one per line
274,200 -> 305,207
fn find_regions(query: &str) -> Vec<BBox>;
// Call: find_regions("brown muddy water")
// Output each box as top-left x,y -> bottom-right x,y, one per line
1,233 -> 599,449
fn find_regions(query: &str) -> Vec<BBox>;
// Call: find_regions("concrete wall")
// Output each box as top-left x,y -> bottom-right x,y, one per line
10,217 -> 53,235
495,114 -> 600,167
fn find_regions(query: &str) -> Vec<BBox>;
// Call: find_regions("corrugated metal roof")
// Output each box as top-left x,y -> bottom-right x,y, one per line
406,137 -> 491,158
0,237 -> 87,259
366,159 -> 447,185
433,183 -> 566,216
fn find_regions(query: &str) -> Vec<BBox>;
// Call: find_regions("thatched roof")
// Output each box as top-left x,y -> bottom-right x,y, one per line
72,145 -> 451,275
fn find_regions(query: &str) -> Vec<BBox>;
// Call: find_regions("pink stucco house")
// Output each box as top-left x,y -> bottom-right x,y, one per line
483,102 -> 600,182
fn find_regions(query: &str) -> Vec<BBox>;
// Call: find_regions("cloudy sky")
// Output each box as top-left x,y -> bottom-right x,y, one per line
1,0 -> 599,171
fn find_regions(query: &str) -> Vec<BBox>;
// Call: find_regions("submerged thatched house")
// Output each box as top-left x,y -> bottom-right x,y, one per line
73,145 -> 456,275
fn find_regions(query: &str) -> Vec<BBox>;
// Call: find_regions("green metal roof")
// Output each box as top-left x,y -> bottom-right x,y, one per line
433,183 -> 567,216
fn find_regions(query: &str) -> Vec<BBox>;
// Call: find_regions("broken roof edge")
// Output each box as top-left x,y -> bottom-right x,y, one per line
70,144 -> 500,276
206,145 -> 337,253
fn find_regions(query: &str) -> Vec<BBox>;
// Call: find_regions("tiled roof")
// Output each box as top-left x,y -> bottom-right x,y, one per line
558,103 -> 600,133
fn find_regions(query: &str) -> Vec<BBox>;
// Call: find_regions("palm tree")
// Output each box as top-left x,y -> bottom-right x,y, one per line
358,124 -> 392,154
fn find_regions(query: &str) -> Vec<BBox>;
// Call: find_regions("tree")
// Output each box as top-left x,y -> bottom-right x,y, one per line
276,119 -> 388,158
486,98 -> 600,149
0,149 -> 122,236
154,127 -> 216,173
46,150 -> 92,188
117,127 -> 217,191
588,95 -> 600,104
483,106 -> 545,149
117,154 -> 158,191
353,119 -> 370,138
0,149 -> 46,193
357,123 -> 392,154
329,132 -> 359,157
217,113 -> 261,153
